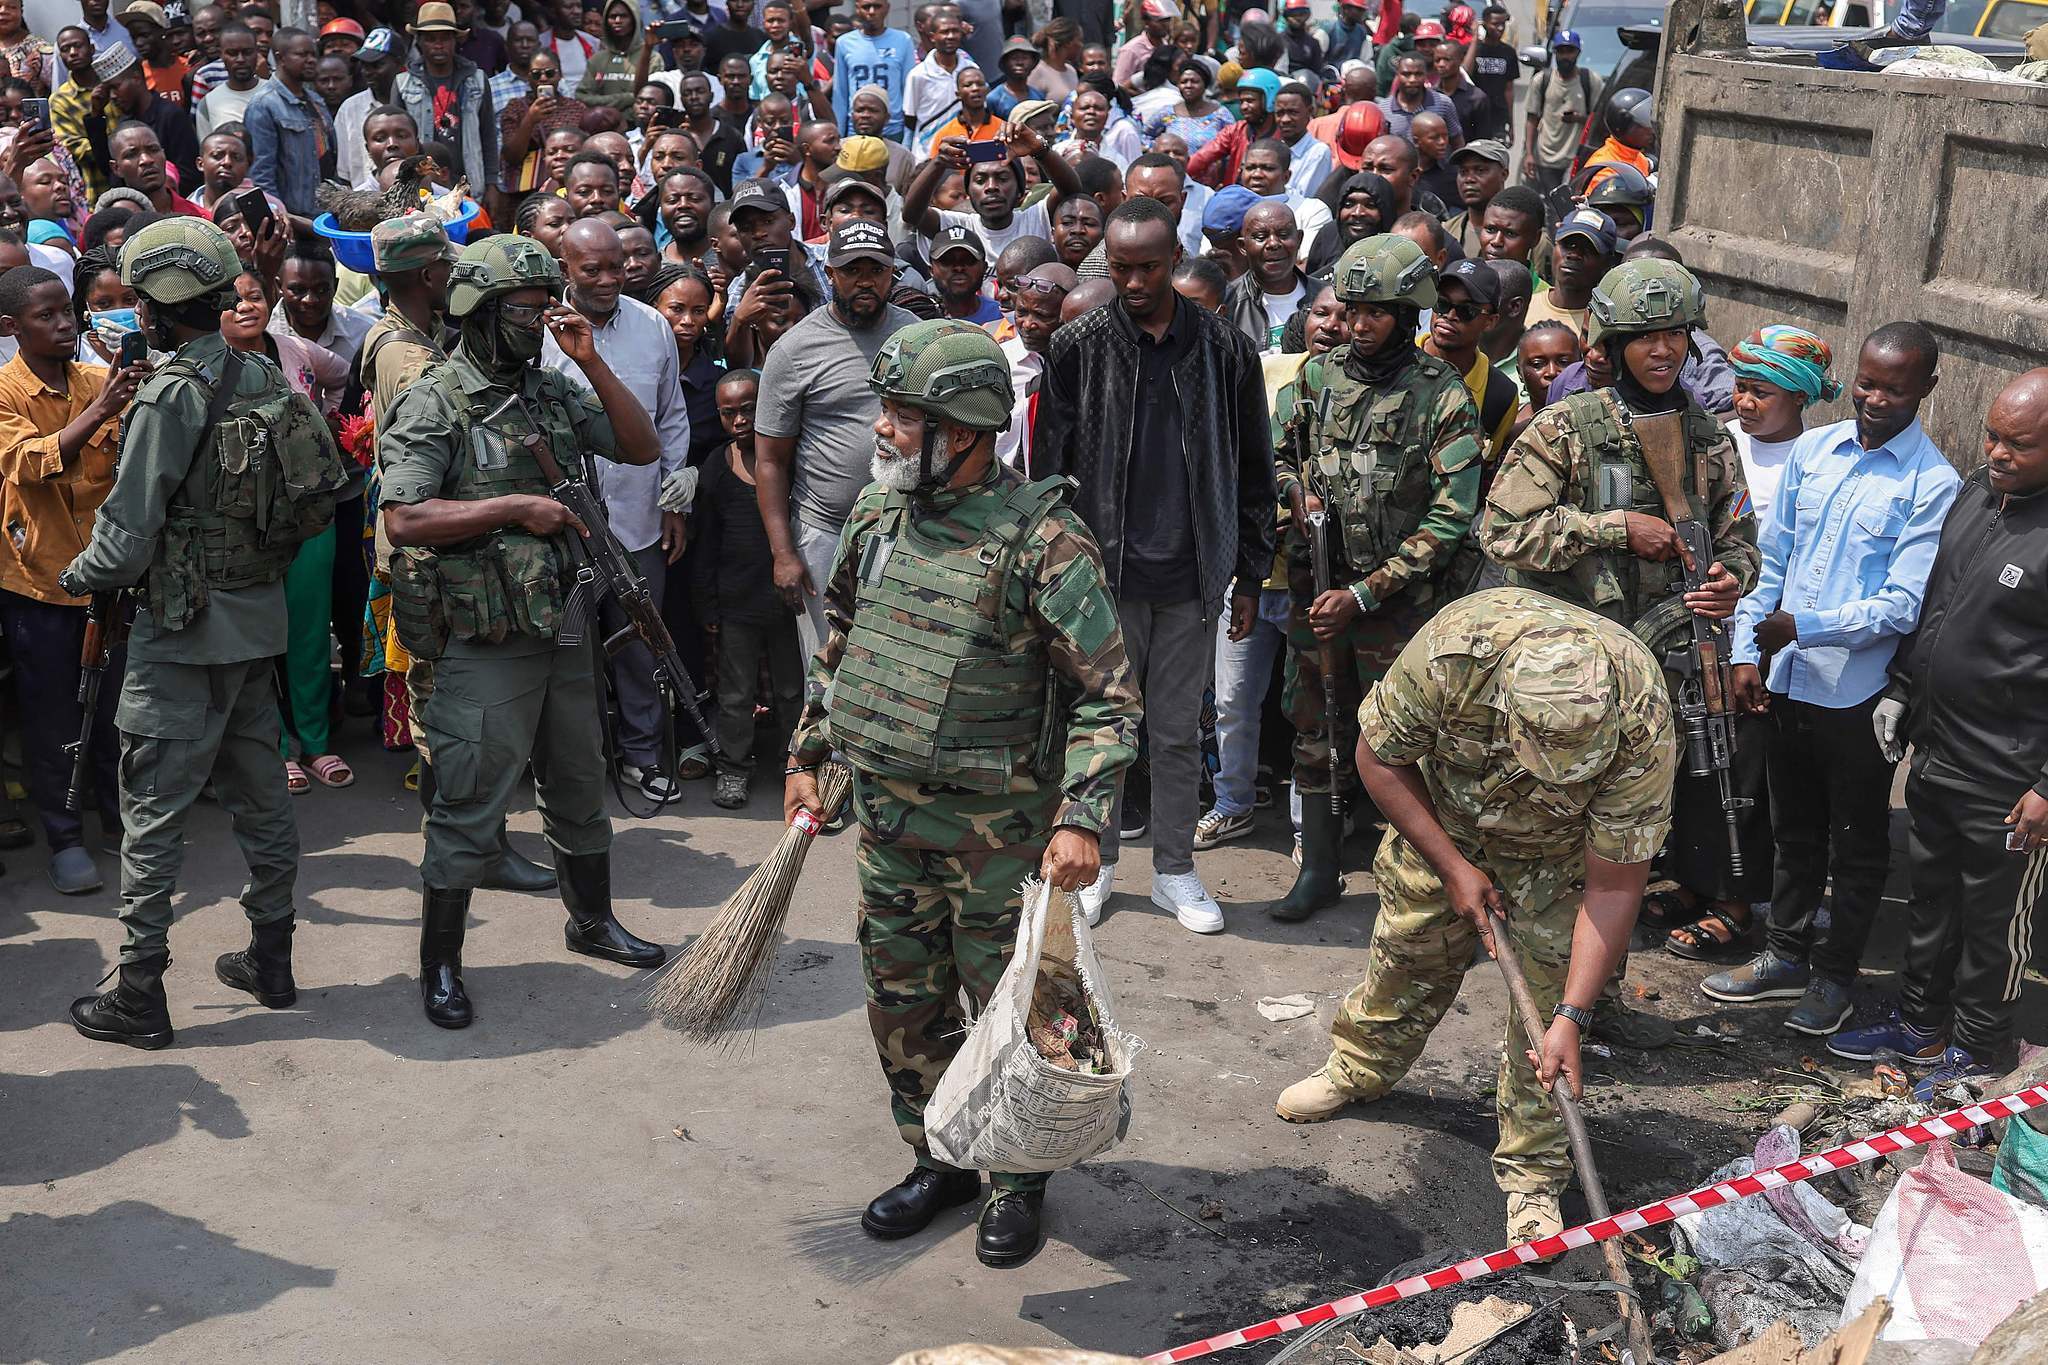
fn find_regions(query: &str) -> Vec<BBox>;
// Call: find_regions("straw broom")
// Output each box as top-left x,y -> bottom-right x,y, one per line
647,763 -> 853,1041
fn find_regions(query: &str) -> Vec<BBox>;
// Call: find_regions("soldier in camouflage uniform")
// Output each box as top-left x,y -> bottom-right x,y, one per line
1270,234 -> 1484,923
1480,260 -> 1767,1018
377,236 -> 669,1031
1275,589 -> 1677,1245
785,319 -> 1140,1271
63,217 -> 350,1049
363,212 -> 557,895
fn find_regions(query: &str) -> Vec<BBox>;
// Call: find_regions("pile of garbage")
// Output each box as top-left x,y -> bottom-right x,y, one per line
1028,959 -> 1114,1076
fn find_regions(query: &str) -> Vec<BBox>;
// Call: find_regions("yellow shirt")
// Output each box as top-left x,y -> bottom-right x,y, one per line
1524,288 -> 1590,343
0,355 -> 119,604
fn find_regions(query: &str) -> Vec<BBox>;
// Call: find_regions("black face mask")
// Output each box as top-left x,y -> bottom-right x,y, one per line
462,300 -> 545,378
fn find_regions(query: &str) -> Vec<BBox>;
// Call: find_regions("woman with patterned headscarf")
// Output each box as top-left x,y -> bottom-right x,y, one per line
1728,323 -> 1841,524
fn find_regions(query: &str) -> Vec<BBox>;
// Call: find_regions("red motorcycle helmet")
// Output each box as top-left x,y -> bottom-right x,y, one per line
1445,4 -> 1477,44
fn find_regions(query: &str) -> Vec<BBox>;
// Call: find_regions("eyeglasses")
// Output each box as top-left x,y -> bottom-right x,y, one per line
1012,276 -> 1068,299
498,300 -> 549,326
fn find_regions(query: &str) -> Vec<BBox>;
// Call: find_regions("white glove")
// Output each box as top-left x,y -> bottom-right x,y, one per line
1872,697 -> 1907,764
658,465 -> 699,514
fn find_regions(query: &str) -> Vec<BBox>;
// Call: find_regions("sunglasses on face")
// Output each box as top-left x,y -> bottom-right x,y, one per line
1440,300 -> 1487,322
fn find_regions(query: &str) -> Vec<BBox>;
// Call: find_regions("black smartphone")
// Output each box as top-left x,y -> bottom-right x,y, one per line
20,97 -> 48,132
963,139 -> 1008,164
118,329 -> 147,368
649,106 -> 686,130
650,18 -> 697,39
236,187 -> 273,234
750,246 -> 789,277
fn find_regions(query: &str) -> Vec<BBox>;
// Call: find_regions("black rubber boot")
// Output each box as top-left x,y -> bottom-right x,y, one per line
976,1188 -> 1047,1268
216,916 -> 298,1007
480,835 -> 557,893
1269,798 -> 1346,922
420,888 -> 474,1029
69,954 -> 174,1049
558,852 -> 665,968
861,1168 -> 982,1239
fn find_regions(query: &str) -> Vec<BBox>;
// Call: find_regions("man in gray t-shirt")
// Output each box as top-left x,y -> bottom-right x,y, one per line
753,223 -> 920,661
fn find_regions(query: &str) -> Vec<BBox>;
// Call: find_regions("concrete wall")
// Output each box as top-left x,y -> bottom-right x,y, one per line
1652,53 -> 2048,470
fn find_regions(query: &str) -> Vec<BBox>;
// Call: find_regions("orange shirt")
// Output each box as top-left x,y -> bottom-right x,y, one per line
146,55 -> 193,107
0,356 -> 119,604
931,112 -> 1005,147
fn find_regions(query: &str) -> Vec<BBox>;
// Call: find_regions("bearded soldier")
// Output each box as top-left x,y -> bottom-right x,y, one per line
377,236 -> 669,1030
63,217 -> 348,1048
1269,233 -> 1484,923
785,319 -> 1140,1270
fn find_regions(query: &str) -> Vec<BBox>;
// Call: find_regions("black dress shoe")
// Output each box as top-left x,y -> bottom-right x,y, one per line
976,1189 -> 1046,1268
860,1168 -> 982,1240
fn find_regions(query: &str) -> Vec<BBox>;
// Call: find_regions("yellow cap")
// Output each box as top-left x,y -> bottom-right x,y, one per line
838,136 -> 891,173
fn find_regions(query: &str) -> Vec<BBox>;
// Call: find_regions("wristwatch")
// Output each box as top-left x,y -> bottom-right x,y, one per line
1552,1002 -> 1595,1031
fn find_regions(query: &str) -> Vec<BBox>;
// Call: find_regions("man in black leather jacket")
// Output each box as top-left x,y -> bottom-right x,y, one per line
1032,197 -> 1275,935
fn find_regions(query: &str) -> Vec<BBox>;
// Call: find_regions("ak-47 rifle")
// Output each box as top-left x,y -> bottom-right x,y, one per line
64,591 -> 128,813
493,393 -> 720,776
1293,388 -> 1343,817
1632,410 -> 1750,878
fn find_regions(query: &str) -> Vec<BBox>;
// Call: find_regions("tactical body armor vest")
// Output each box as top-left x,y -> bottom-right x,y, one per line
144,349 -> 348,631
1296,348 -> 1468,608
826,477 -> 1070,794
390,370 -> 596,658
1506,389 -> 1724,653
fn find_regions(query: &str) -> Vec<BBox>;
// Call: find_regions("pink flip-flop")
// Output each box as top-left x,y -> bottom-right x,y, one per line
284,760 -> 310,795
306,754 -> 355,789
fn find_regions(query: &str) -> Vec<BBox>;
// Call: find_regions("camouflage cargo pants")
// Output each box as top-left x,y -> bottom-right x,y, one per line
855,832 -> 1050,1194
114,657 -> 298,963
1326,829 -> 1580,1197
1283,554 -> 1429,797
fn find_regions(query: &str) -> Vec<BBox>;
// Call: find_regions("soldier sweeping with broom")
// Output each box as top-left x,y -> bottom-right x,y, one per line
783,318 -> 1142,1270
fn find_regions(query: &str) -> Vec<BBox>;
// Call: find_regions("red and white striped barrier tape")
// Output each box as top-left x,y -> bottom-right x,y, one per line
1143,1083 -> 2048,1363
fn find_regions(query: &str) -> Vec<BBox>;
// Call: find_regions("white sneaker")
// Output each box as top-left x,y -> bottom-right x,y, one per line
1077,863 -> 1116,926
1152,870 -> 1224,934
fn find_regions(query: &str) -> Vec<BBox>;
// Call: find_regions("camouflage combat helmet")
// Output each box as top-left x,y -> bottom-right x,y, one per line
119,216 -> 240,306
1586,258 -> 1704,348
445,235 -> 564,318
868,319 -> 1014,431
1332,233 -> 1438,309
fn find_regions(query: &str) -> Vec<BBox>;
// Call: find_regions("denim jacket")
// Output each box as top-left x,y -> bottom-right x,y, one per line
243,77 -> 333,217
394,55 -> 499,192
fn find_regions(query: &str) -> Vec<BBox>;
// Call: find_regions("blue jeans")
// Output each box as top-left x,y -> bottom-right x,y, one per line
1208,588 -> 1291,819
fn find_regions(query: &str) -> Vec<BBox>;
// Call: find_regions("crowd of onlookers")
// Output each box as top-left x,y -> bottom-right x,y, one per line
0,0 -> 2043,1096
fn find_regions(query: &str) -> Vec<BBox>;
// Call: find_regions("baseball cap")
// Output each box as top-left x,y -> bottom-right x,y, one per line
1500,631 -> 1619,787
1414,18 -> 1446,39
1550,27 -> 1583,49
826,220 -> 896,268
1450,138 -> 1512,169
356,26 -> 398,60
1554,207 -> 1618,255
1142,0 -> 1182,16
821,175 -> 886,213
119,1 -> 168,30
372,211 -> 458,273
1202,184 -> 1263,235
837,135 -> 892,173
92,45 -> 141,82
1438,258 -> 1502,311
930,224 -> 986,263
728,179 -> 790,220
1280,0 -> 1310,11
321,17 -> 366,41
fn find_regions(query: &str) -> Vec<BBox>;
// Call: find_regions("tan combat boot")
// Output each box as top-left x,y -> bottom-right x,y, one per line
1275,1068 -> 1360,1123
1506,1191 -> 1565,1250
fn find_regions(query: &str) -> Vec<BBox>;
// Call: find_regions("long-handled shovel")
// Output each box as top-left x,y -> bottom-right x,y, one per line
1489,911 -> 1656,1365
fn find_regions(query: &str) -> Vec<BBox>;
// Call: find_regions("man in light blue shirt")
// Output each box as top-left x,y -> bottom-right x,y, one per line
541,219 -> 694,800
831,0 -> 914,138
1705,322 -> 1961,1036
